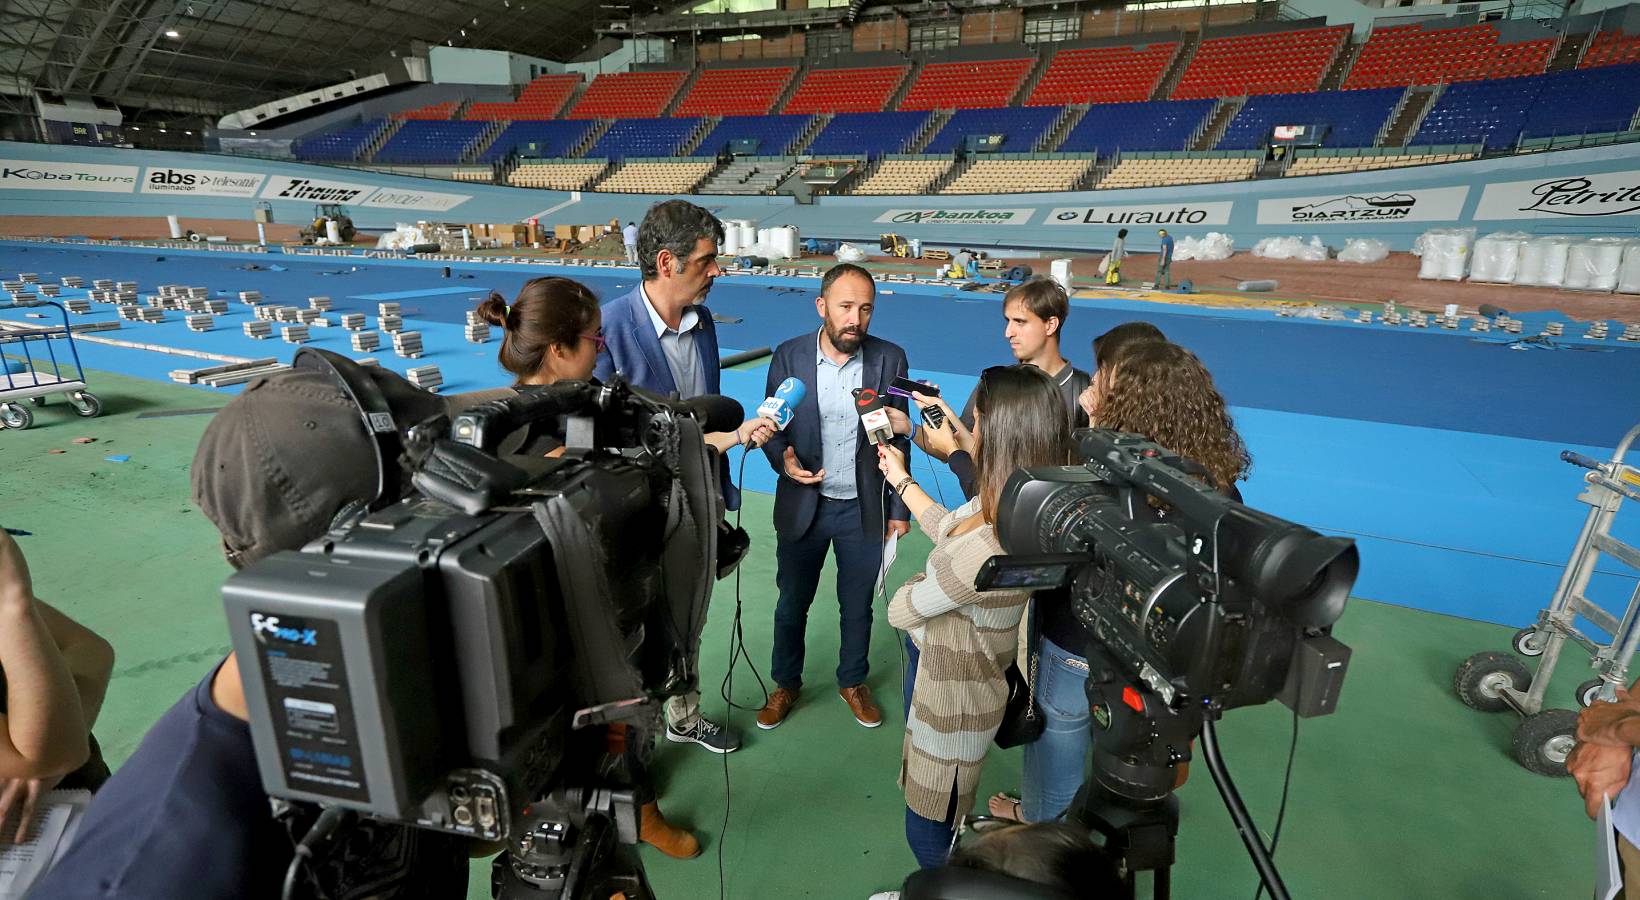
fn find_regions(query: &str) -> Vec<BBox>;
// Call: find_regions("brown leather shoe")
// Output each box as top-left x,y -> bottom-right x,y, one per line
839,683 -> 882,728
639,801 -> 701,859
756,686 -> 799,730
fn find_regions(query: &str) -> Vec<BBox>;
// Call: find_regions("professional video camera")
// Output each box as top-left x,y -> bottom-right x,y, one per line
222,349 -> 746,900
972,429 -> 1359,900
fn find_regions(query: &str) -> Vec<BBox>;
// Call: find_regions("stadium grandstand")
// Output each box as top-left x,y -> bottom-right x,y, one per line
1,1 -> 1638,899
174,6 -> 1638,198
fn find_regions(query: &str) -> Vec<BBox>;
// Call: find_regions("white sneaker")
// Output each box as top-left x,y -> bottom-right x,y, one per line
867,892 -> 900,900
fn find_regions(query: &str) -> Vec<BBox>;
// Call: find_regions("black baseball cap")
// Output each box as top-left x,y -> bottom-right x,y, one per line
191,365 -> 506,566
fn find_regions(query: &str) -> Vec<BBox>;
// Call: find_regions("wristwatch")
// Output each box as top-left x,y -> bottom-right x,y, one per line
894,475 -> 916,496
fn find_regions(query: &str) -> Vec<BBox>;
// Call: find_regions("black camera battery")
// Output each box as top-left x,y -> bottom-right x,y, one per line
1277,634 -> 1352,718
225,552 -> 446,819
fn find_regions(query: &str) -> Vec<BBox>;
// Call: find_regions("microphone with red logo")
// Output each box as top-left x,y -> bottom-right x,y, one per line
854,387 -> 895,446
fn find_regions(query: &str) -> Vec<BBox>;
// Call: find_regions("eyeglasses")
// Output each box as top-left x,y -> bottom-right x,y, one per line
581,332 -> 607,352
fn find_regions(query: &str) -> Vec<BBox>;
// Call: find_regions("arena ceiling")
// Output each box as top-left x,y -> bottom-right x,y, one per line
0,0 -> 658,117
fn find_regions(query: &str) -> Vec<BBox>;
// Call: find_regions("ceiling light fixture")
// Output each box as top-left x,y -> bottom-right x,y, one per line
164,29 -> 180,38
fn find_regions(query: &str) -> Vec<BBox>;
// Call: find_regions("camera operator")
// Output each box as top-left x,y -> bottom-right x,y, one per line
592,199 -> 743,756
30,368 -> 488,900
870,364 -> 1070,879
0,529 -> 115,842
476,275 -> 773,859
987,340 -> 1251,827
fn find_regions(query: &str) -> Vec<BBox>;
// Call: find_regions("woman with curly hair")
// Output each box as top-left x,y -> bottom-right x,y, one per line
991,339 -> 1252,826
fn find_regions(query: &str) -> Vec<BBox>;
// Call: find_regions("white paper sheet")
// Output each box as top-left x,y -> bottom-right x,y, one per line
1600,793 -> 1622,900
876,530 -> 900,597
0,788 -> 91,899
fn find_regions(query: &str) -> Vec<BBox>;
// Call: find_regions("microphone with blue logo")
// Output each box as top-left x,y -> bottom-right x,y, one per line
751,377 -> 806,446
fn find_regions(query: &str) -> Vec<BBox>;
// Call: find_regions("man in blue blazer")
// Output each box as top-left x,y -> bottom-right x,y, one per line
591,200 -> 736,859
756,263 -> 911,733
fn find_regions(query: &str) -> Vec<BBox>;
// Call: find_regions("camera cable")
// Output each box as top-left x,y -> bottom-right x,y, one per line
280,805 -> 354,900
1252,658 -> 1302,900
717,447 -> 769,900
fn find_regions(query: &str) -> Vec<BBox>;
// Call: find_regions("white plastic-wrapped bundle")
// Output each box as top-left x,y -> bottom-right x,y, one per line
1517,236 -> 1572,287
1469,232 -> 1530,283
737,221 -> 757,250
1295,236 -> 1329,262
1175,232 -> 1233,261
1337,238 -> 1390,264
835,243 -> 867,263
722,225 -> 742,255
1565,238 -> 1626,292
1416,228 -> 1475,281
1618,243 -> 1640,295
769,226 -> 800,260
1253,236 -> 1304,260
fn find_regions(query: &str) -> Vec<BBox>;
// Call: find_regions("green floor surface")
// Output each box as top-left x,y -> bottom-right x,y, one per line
0,369 -> 1598,899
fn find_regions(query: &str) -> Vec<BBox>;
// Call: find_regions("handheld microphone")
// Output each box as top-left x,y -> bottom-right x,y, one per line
756,377 -> 806,431
854,388 -> 894,446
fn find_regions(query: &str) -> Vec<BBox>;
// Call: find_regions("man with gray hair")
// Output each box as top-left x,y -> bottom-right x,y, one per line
594,199 -> 741,757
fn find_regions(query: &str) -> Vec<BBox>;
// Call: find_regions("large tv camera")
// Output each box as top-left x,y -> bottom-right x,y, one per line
223,349 -> 744,899
975,429 -> 1359,900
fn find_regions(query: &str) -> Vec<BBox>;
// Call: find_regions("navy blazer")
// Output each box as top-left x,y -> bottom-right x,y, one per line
594,283 -> 739,509
760,332 -> 911,539
593,284 -> 721,396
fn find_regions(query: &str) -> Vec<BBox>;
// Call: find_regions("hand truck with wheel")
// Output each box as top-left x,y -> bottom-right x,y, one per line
0,300 -> 104,430
1453,423 -> 1640,776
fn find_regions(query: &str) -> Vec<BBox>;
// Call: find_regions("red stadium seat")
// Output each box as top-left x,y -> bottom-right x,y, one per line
1344,22 -> 1553,89
782,66 -> 909,114
464,74 -> 582,120
566,70 -> 688,119
394,101 -> 459,120
673,66 -> 795,117
1171,26 -> 1348,100
1581,29 -> 1640,68
897,59 -> 1034,110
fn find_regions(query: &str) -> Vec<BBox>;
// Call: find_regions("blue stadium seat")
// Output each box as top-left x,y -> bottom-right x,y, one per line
1414,65 -> 1640,149
1057,100 -> 1215,155
1218,88 -> 1402,149
373,120 -> 491,164
1520,64 -> 1640,139
922,106 -> 1063,155
294,119 -> 386,162
481,120 -> 596,163
587,117 -> 703,160
691,114 -> 813,157
805,111 -> 932,158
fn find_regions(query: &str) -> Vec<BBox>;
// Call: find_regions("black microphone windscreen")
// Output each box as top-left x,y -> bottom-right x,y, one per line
680,394 -> 745,433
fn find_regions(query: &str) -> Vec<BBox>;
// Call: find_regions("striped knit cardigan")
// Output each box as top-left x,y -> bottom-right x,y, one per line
889,497 -> 1031,822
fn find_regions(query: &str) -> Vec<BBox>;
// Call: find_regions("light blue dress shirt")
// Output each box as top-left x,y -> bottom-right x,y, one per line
639,285 -> 706,399
814,330 -> 862,501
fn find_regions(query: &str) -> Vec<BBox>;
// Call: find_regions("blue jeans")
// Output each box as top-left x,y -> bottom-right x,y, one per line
900,635 -> 957,867
905,786 -> 958,869
1021,637 -> 1092,823
772,497 -> 883,690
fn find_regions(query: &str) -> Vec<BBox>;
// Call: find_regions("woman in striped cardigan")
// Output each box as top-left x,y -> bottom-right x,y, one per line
874,365 -> 1072,871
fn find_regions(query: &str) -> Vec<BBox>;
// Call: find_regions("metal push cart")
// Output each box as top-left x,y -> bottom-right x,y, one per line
1454,423 -> 1640,775
0,300 -> 104,430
